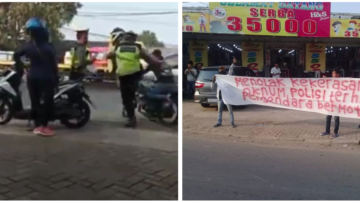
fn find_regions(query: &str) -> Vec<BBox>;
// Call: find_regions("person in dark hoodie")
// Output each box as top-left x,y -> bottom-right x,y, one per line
13,17 -> 58,137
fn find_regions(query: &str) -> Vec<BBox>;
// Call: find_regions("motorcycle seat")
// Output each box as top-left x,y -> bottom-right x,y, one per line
139,80 -> 155,89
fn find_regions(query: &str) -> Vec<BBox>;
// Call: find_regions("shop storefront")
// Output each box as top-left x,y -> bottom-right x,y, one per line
183,3 -> 360,78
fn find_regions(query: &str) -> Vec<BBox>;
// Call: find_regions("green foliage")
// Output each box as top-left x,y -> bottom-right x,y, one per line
137,30 -> 164,47
0,3 -> 82,49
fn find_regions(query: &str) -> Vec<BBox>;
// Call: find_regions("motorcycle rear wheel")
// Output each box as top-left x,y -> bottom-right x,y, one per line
158,102 -> 177,125
61,100 -> 91,129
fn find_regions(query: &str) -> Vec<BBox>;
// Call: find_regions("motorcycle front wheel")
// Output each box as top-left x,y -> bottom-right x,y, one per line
61,99 -> 91,129
0,98 -> 13,125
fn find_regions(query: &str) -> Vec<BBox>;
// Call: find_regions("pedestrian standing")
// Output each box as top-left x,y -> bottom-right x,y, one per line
212,58 -> 236,128
321,69 -> 341,138
271,63 -> 281,78
184,61 -> 198,100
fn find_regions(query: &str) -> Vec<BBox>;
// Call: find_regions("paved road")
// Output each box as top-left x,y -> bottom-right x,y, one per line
183,101 -> 360,148
183,136 -> 360,200
0,84 -> 178,200
10,84 -> 178,151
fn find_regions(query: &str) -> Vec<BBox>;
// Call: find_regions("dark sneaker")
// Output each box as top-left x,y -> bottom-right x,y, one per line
320,132 -> 330,136
232,124 -> 236,128
125,118 -> 137,128
332,133 -> 339,138
213,123 -> 221,128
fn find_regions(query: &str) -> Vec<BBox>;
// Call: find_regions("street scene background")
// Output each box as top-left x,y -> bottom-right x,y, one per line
0,2 -> 178,200
183,1 -> 360,200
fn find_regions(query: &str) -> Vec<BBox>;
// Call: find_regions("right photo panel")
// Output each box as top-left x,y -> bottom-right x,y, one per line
182,2 -> 360,200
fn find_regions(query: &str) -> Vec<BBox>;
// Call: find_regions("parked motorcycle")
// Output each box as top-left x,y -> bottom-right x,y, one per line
0,69 -> 95,128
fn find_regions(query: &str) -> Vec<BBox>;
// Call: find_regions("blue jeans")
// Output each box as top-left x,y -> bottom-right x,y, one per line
217,99 -> 234,125
187,81 -> 195,99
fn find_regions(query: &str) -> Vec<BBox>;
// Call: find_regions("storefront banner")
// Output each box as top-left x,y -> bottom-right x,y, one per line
330,19 -> 360,38
241,42 -> 264,72
183,12 -> 210,33
305,43 -> 326,72
189,41 -> 208,67
209,2 -> 331,37
216,75 -> 360,119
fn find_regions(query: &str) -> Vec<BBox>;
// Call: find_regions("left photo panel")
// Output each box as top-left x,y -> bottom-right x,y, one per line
0,2 -> 178,200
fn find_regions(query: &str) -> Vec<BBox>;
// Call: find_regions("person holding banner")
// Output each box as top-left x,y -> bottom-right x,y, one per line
321,69 -> 341,138
212,58 -> 236,128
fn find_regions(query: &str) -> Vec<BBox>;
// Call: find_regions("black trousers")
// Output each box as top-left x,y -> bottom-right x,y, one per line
119,71 -> 142,119
69,71 -> 84,81
27,78 -> 55,127
326,115 -> 340,134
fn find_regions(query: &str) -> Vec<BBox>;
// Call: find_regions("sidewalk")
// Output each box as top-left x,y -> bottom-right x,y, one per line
0,121 -> 178,200
183,102 -> 360,148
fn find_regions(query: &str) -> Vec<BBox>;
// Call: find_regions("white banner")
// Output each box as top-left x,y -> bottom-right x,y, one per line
216,75 -> 360,119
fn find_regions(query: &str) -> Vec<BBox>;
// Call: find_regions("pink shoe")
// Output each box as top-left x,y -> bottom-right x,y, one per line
38,127 -> 55,137
33,127 -> 42,135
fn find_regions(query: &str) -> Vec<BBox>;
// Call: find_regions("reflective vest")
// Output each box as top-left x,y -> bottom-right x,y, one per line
115,42 -> 141,76
70,46 -> 91,72
108,41 -> 146,73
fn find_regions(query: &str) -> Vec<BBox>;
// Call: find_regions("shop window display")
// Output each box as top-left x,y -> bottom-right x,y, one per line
325,46 -> 359,78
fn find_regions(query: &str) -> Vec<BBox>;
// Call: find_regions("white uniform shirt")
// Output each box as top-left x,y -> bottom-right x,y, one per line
271,67 -> 281,78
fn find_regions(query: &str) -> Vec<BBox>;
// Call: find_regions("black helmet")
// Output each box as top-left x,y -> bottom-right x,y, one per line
124,31 -> 138,38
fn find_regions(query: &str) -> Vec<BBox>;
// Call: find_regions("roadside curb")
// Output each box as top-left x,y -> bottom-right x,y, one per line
185,130 -> 358,145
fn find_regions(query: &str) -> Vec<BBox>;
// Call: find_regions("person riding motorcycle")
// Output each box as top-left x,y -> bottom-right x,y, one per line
69,25 -> 94,81
13,17 -> 58,137
107,30 -> 161,127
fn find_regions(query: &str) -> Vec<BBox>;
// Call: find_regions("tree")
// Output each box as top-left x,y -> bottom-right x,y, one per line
137,30 -> 164,47
0,3 -> 82,49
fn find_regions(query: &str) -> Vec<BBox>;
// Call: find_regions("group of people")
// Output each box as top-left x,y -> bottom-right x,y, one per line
186,56 -> 343,137
11,17 -> 163,137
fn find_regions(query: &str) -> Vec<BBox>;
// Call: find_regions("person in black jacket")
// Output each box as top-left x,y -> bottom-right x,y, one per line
13,17 -> 58,137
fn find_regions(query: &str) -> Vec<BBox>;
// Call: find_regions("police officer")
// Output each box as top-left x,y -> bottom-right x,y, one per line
107,30 -> 161,127
109,27 -> 125,87
69,26 -> 94,81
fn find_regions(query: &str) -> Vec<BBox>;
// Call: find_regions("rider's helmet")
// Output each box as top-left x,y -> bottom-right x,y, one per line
25,17 -> 48,40
110,27 -> 125,44
123,31 -> 138,42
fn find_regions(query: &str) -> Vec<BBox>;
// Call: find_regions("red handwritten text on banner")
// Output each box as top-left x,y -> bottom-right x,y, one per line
216,75 -> 360,118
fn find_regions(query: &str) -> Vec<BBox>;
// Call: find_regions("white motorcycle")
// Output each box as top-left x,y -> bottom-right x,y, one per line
0,69 -> 95,128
